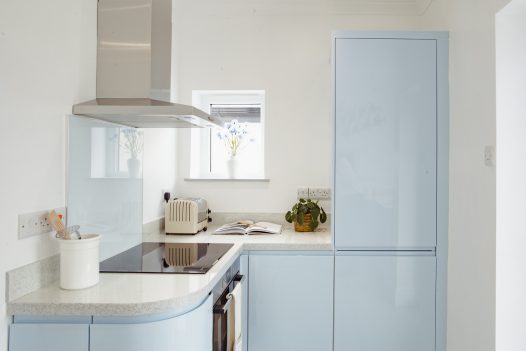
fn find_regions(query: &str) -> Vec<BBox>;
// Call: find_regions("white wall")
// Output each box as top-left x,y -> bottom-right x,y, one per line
144,0 -> 178,224
0,0 -> 97,349
496,1 -> 526,350
172,2 -> 512,351
420,1 -> 508,351
0,2 -> 518,351
172,0 -> 429,213
0,2 -> 176,348
142,129 -> 178,223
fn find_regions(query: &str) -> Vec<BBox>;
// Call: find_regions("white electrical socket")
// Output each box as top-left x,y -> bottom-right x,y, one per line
297,187 -> 309,199
18,207 -> 67,239
308,187 -> 331,200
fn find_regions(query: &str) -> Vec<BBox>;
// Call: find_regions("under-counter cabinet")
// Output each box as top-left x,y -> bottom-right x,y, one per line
334,254 -> 436,351
9,322 -> 89,351
248,252 -> 333,351
90,295 -> 212,351
9,295 -> 213,351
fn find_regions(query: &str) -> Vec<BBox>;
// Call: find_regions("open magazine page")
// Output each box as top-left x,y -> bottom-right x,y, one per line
213,221 -> 282,235
246,222 -> 282,235
214,221 -> 254,235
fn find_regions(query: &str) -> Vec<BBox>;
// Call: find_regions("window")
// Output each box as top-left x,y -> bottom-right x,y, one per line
190,91 -> 265,179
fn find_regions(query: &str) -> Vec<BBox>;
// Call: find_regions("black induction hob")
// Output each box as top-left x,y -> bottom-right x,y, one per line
99,243 -> 233,274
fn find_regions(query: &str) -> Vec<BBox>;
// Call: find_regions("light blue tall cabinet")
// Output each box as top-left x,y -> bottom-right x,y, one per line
332,32 -> 449,351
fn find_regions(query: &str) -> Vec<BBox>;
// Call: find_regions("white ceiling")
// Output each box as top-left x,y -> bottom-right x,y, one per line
240,0 -> 435,16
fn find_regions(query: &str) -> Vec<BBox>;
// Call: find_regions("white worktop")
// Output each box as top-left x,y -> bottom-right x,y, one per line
144,223 -> 332,250
7,225 -> 332,317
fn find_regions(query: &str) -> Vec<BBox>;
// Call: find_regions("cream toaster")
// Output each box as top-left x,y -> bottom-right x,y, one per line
165,197 -> 211,235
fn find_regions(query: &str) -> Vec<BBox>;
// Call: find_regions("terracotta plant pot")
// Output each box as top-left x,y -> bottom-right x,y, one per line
294,214 -> 318,232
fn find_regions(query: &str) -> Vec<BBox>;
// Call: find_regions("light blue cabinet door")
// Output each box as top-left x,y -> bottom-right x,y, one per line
90,294 -> 212,351
334,38 -> 437,249
9,324 -> 89,351
334,254 -> 436,351
248,253 -> 333,351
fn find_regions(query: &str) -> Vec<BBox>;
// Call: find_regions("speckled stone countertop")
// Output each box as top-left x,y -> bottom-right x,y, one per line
144,223 -> 332,251
7,224 -> 332,317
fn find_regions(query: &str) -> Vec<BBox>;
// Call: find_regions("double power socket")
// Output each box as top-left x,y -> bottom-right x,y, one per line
297,187 -> 331,200
18,207 -> 67,239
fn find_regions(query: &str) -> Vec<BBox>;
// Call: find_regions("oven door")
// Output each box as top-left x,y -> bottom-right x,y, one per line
213,274 -> 245,351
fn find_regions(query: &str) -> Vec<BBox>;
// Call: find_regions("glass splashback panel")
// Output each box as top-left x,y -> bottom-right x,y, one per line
68,116 -> 143,260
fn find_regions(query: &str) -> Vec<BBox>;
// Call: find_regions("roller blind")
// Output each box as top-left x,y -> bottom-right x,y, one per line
210,104 -> 261,123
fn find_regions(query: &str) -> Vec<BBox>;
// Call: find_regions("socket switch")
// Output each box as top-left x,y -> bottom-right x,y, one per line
18,207 -> 67,239
309,187 -> 331,200
297,187 -> 309,199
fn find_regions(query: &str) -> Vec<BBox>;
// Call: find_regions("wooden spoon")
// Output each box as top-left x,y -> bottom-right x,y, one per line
49,210 -> 70,239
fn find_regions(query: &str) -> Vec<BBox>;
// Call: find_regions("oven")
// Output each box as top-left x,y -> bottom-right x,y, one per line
212,259 -> 245,351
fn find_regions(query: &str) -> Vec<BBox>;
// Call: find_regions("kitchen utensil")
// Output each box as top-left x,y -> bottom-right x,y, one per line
49,210 -> 70,239
59,234 -> 100,289
67,225 -> 82,240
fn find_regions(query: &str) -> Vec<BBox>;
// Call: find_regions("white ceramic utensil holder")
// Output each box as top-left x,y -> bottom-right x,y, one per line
59,234 -> 100,290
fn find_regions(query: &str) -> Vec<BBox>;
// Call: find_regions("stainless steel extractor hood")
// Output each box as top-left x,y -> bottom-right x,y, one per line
72,0 -> 220,128
72,98 -> 219,128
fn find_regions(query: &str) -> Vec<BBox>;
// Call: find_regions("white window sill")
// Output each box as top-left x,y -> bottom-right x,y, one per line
184,177 -> 270,182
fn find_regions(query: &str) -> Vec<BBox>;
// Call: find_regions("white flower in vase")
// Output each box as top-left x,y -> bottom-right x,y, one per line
120,128 -> 144,178
217,119 -> 249,178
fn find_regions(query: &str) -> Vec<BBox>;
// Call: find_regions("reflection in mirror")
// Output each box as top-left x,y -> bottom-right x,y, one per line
90,127 -> 143,179
68,116 -> 143,260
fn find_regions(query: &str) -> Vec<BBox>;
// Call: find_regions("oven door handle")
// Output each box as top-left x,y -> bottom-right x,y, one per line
213,274 -> 245,314
233,274 -> 246,284
214,293 -> 234,315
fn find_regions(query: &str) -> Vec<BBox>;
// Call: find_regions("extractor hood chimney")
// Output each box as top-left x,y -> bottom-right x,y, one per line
72,0 -> 220,128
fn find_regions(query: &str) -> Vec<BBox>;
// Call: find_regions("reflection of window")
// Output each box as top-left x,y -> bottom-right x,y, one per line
191,91 -> 265,178
90,127 -> 143,178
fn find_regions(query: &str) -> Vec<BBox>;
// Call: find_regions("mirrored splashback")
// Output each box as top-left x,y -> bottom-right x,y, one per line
68,116 -> 143,260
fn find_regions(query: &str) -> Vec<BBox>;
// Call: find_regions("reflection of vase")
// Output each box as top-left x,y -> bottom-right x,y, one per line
226,157 -> 239,179
127,157 -> 141,178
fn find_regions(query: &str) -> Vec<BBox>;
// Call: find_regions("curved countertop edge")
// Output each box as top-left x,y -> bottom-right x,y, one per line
7,232 -> 332,317
6,244 -> 244,317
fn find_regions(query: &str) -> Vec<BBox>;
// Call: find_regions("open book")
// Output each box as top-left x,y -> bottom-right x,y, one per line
214,221 -> 282,235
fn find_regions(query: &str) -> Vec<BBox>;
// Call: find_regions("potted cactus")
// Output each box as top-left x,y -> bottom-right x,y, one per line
285,198 -> 327,232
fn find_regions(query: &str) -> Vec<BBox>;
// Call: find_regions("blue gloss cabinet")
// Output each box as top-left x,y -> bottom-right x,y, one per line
334,36 -> 437,250
334,254 -> 436,351
9,324 -> 89,351
248,253 -> 333,351
332,31 -> 449,351
90,295 -> 212,351
9,295 -> 213,351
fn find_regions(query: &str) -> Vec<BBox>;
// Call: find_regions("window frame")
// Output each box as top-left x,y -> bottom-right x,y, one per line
191,90 -> 266,179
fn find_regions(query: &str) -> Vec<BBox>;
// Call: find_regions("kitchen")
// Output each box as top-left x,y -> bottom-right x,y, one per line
1,0 -> 526,351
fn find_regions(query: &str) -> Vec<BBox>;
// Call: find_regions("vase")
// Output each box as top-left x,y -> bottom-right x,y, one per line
226,157 -> 239,179
127,157 -> 141,178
